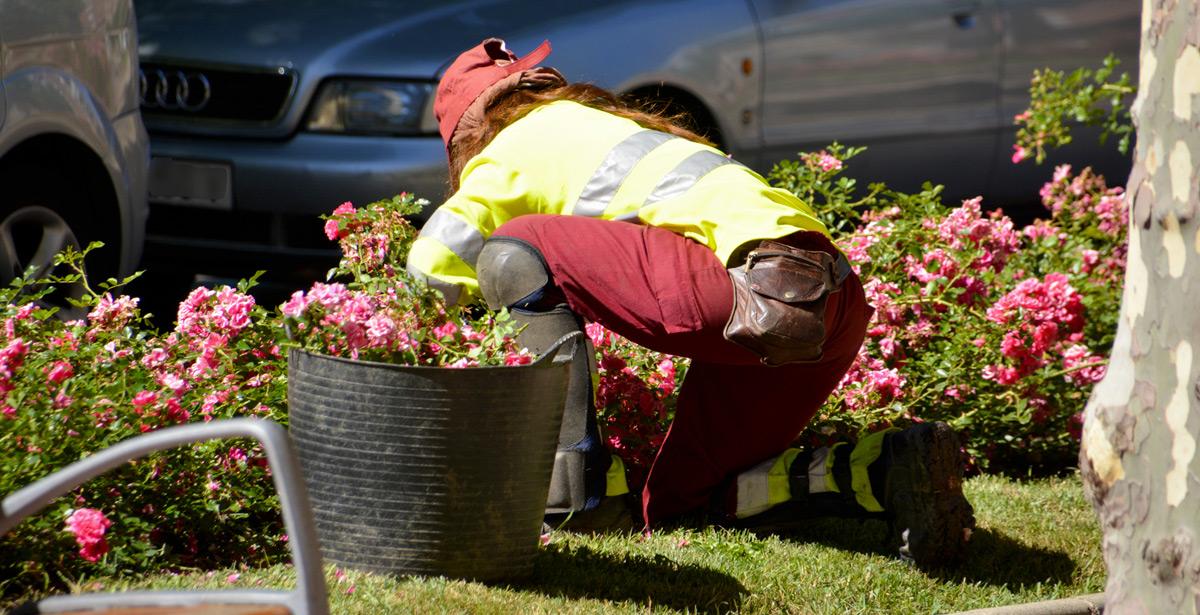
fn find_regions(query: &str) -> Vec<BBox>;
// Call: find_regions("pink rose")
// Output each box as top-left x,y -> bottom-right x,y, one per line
141,347 -> 169,369
87,293 -> 139,329
504,350 -> 533,366
432,321 -> 459,339
323,218 -> 342,241
1011,144 -> 1028,163
46,360 -> 74,384
585,322 -> 609,346
159,372 -> 188,394
281,291 -> 309,319
132,390 -> 158,409
817,153 -> 842,172
65,508 -> 112,563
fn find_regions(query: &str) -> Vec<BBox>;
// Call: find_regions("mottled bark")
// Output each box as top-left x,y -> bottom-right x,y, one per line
1080,1 -> 1200,612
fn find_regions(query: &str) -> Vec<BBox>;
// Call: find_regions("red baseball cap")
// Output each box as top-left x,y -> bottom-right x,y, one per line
435,38 -> 554,148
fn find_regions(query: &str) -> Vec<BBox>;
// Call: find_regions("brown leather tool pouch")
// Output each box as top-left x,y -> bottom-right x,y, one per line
723,240 -> 845,366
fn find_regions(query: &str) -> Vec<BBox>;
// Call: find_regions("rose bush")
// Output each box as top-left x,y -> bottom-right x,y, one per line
1011,53 -> 1134,164
0,246 -> 290,598
794,151 -> 1124,473
281,193 -> 528,367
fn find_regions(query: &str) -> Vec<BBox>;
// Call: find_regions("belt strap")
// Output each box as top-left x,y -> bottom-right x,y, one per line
833,252 -> 853,286
750,236 -> 853,289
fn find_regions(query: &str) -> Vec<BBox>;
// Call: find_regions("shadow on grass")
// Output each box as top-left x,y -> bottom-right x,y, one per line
755,518 -> 1077,587
942,526 -> 1078,587
518,543 -> 747,613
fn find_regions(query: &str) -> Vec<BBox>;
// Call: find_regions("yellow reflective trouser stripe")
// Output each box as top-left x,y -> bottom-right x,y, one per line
769,447 -> 802,505
734,447 -> 802,518
824,442 -> 847,493
850,428 -> 901,513
606,454 -> 629,497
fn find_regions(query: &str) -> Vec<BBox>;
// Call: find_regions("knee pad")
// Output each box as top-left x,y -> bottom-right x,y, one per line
477,237 -> 610,513
514,310 -> 609,514
477,237 -> 552,312
477,236 -> 576,353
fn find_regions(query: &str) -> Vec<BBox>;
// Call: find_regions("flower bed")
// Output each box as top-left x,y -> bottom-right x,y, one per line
0,258 -> 289,595
0,149 -> 1124,596
805,157 -> 1124,474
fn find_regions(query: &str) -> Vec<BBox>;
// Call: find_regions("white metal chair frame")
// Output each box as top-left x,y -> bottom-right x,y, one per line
1,418 -> 330,615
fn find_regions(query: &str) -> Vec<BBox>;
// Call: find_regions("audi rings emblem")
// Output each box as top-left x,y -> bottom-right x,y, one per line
139,69 -> 211,112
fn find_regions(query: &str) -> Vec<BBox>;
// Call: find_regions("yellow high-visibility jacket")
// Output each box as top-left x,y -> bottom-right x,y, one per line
407,100 -> 830,305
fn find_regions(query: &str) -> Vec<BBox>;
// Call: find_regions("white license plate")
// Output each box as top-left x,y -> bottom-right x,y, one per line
148,157 -> 232,210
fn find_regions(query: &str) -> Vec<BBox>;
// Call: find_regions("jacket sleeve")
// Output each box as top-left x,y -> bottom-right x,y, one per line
405,158 -> 540,305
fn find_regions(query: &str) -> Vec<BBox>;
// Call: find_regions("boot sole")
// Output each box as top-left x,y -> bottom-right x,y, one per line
885,421 -> 975,568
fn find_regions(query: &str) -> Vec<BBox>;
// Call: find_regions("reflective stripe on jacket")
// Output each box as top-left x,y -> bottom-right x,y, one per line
407,100 -> 830,305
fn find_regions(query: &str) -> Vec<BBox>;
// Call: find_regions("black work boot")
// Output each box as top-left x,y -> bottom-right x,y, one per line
878,421 -> 975,568
726,422 -> 974,569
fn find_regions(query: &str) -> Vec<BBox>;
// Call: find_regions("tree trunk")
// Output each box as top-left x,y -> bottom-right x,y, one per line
1080,1 -> 1200,612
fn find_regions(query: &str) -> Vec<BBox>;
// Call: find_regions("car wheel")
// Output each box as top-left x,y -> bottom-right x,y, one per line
623,87 -> 726,152
0,164 -> 109,320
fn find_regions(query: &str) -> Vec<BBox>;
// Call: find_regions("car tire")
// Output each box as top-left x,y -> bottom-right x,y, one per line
0,163 -> 116,319
623,88 -> 726,152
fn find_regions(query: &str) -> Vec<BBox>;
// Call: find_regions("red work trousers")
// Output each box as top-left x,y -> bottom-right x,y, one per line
493,215 -> 871,526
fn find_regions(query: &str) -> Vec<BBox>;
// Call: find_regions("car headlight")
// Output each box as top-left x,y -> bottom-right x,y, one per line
305,79 -> 436,135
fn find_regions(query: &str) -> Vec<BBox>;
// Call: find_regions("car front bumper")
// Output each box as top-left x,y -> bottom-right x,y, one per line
143,131 -> 448,270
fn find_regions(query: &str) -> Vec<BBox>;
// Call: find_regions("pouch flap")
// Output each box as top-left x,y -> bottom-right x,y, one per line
746,259 -> 829,303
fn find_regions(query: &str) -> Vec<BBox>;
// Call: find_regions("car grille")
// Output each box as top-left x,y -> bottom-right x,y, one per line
146,204 -> 335,253
139,62 -> 296,123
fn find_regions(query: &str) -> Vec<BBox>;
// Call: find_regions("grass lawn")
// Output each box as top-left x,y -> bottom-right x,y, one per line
7,474 -> 1105,614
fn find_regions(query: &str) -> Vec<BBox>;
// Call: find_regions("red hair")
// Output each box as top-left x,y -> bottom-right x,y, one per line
447,83 -> 714,193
